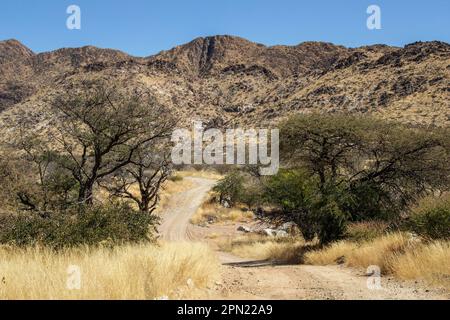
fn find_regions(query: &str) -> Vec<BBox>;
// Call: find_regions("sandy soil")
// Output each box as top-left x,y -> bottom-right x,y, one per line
159,177 -> 449,300
159,177 -> 216,241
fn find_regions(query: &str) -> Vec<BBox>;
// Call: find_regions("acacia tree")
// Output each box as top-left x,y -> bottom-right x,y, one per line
101,146 -> 171,213
49,80 -> 175,207
275,114 -> 450,243
280,114 -> 450,220
6,131 -> 76,214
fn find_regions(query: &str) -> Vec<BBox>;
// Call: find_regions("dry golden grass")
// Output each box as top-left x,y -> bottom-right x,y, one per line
303,241 -> 359,266
345,233 -> 412,272
345,221 -> 389,242
305,233 -> 450,289
219,234 -> 305,263
305,233 -> 412,272
390,241 -> 450,289
0,242 -> 219,300
190,194 -> 254,225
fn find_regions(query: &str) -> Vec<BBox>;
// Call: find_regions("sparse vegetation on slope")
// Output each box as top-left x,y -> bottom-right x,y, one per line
1,38 -> 449,130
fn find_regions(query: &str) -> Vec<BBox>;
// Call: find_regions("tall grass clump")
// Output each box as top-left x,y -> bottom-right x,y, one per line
0,242 -> 219,299
390,241 -> 450,289
305,232 -> 450,289
219,234 -> 306,263
305,233 -> 413,273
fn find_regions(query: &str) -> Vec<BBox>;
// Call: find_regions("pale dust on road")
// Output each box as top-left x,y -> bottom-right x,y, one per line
159,177 -> 448,300
159,177 -> 216,241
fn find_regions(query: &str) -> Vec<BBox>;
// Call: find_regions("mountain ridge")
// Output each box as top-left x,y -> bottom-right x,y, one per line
0,35 -> 448,138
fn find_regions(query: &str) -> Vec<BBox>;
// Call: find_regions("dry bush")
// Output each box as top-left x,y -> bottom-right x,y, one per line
0,242 -> 219,299
168,174 -> 183,182
177,169 -> 223,180
155,178 -> 194,213
345,221 -> 390,242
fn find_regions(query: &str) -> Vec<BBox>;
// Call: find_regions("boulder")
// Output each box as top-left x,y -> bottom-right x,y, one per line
275,230 -> 289,238
279,221 -> 296,231
262,228 -> 277,237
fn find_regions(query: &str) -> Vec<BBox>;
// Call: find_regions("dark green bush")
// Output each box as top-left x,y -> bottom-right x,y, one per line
280,114 -> 450,223
263,169 -> 315,212
212,170 -> 265,209
315,199 -> 347,244
238,182 -> 264,209
344,182 -> 399,221
0,204 -> 159,249
263,169 -> 351,243
213,171 -> 245,207
408,196 -> 450,240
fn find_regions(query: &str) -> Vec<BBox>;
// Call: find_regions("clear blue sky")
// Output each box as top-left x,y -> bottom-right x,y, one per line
0,0 -> 449,56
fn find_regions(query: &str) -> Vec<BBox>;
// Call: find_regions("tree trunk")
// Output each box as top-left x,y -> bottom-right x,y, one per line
78,181 -> 94,206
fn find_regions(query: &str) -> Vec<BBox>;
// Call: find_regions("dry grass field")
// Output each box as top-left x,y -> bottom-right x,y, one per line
304,233 -> 450,290
218,234 -> 306,264
0,242 -> 219,300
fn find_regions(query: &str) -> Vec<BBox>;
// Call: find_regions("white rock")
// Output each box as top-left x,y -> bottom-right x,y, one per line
262,228 -> 277,237
280,222 -> 296,231
276,230 -> 289,238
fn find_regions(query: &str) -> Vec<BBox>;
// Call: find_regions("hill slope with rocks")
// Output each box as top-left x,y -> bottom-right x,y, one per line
0,35 -> 448,140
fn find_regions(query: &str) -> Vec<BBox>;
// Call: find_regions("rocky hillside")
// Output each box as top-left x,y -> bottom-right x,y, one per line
0,35 -> 448,138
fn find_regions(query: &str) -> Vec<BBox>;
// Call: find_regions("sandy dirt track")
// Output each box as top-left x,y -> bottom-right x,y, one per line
159,177 -> 216,241
159,177 -> 448,300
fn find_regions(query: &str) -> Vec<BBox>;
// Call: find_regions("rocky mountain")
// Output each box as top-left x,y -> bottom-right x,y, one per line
0,35 -> 448,139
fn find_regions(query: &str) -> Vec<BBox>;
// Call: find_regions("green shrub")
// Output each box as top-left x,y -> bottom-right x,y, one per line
408,195 -> 450,240
280,114 -> 450,223
263,169 -> 315,212
263,169 -> 351,244
238,182 -> 264,209
344,182 -> 399,221
314,198 -> 348,244
213,171 -> 245,207
0,204 -> 159,249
